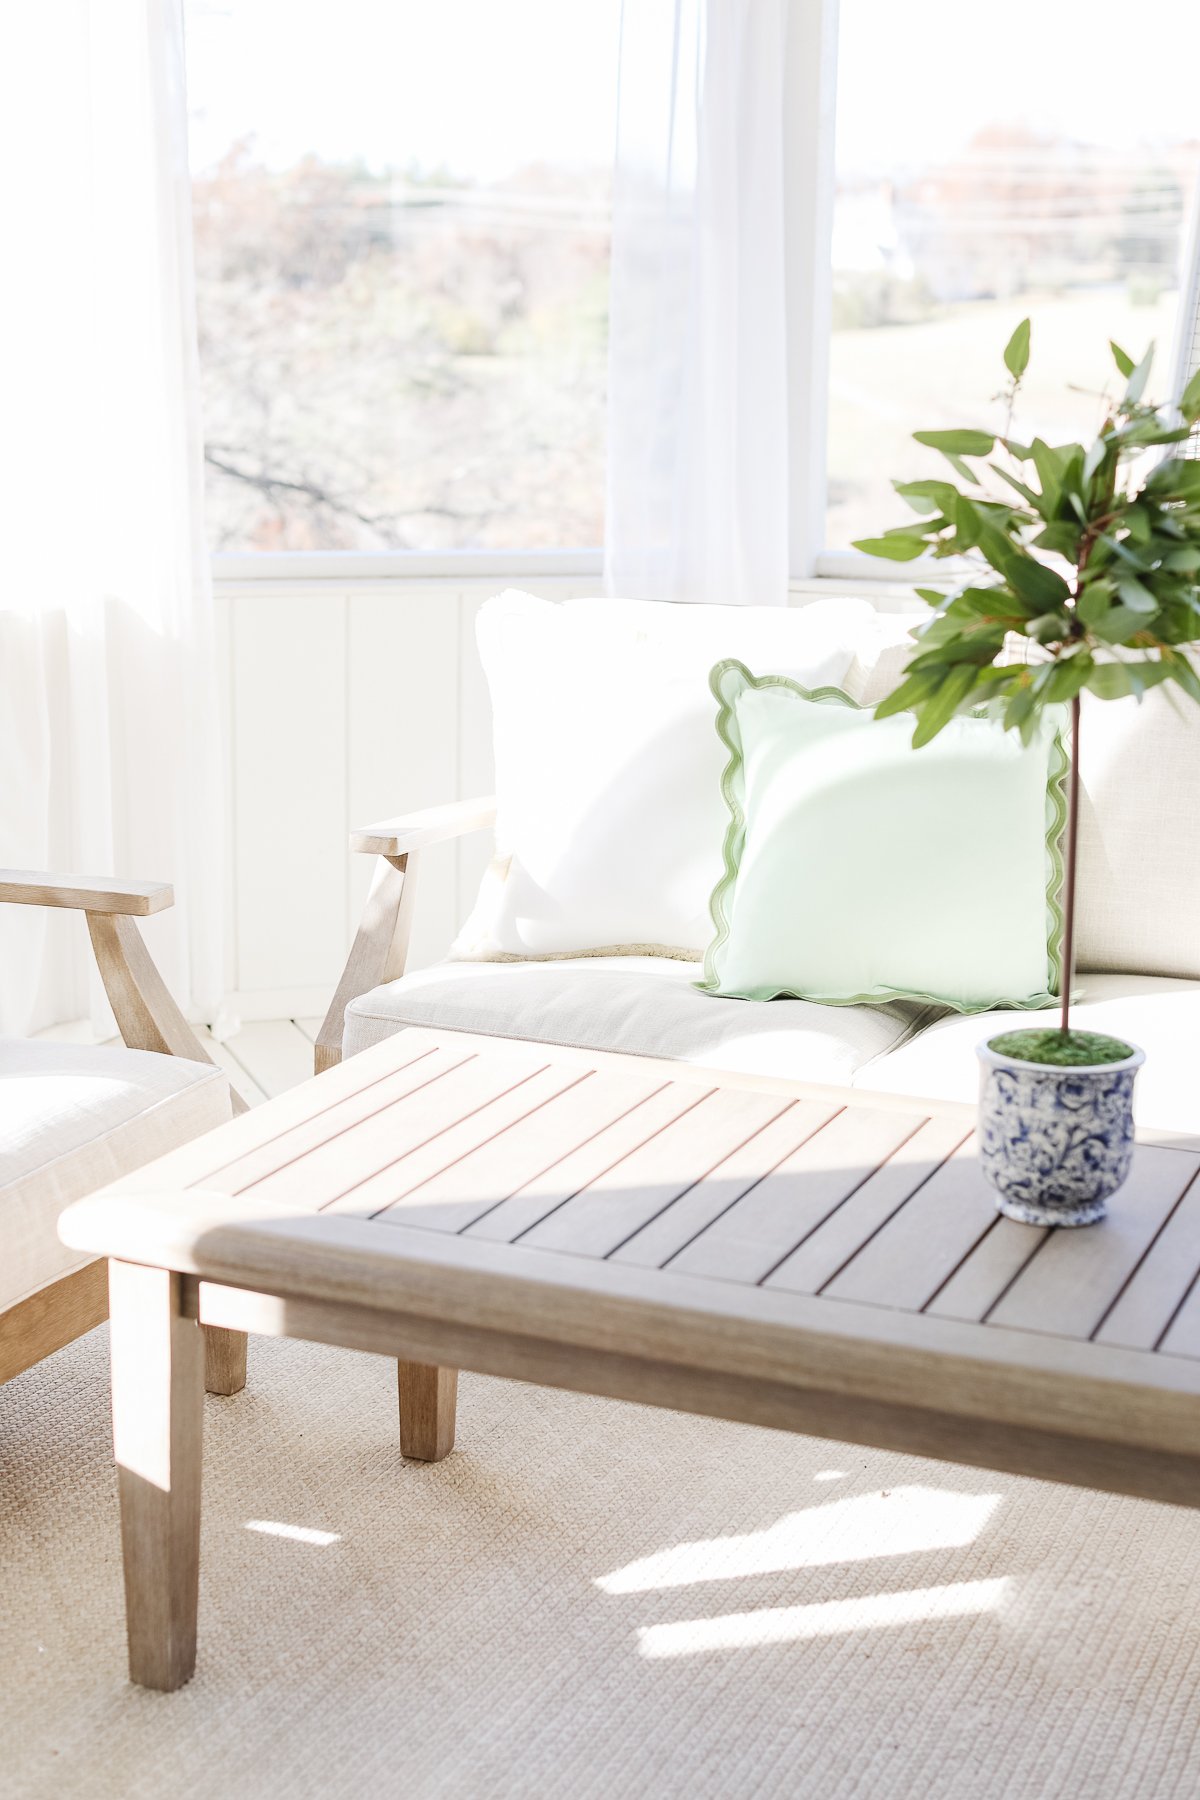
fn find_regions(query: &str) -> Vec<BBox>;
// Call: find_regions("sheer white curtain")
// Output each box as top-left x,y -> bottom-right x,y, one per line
604,0 -> 791,606
0,2 -> 225,1036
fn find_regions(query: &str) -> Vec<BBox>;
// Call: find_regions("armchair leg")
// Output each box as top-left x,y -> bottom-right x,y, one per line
203,1326 -> 247,1396
397,1361 -> 457,1461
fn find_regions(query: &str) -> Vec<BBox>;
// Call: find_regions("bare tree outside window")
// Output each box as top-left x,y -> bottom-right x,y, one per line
184,1 -> 620,553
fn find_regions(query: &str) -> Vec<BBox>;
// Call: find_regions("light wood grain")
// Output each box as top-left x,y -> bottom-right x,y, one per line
0,870 -> 173,914
671,1105 -> 924,1286
0,1261 -> 108,1385
464,1080 -> 713,1245
522,1087 -> 790,1260
767,1112 -> 973,1297
109,1261 -> 203,1691
350,796 -> 496,858
315,854 -> 417,1074
203,1326 -> 247,1396
817,1134 -> 995,1311
382,1064 -> 668,1235
397,1361 -> 457,1461
986,1146 -> 1199,1337
610,1097 -> 840,1270
86,912 -> 248,1116
1095,1168 -> 1200,1350
194,1279 -> 1200,1510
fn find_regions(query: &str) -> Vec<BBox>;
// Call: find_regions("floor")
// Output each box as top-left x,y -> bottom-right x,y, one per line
7,1322 -> 1200,1800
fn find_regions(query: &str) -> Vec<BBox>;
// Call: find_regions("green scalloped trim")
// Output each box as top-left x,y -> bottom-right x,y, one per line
698,659 -> 1068,1016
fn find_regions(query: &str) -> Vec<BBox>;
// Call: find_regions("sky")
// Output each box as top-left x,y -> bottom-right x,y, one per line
184,0 -> 624,178
185,0 -> 1200,183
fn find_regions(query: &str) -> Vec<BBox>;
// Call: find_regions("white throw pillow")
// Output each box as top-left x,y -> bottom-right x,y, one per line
452,590 -> 881,960
1076,686 -> 1200,978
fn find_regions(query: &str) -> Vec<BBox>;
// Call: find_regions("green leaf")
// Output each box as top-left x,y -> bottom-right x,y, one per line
913,428 -> 996,457
1180,365 -> 1200,425
1086,662 -> 1172,700
1116,573 -> 1159,614
1122,342 -> 1155,408
1042,655 -> 1093,702
1163,544 -> 1200,572
1033,521 -> 1081,557
1003,550 -> 1071,610
1164,652 -> 1200,703
873,669 -> 942,720
953,494 -> 981,551
852,534 -> 929,563
990,462 -> 1043,512
1088,604 -> 1148,645
1110,340 -> 1135,379
1082,436 -> 1110,484
893,478 -> 958,516
1003,318 -> 1031,380
910,665 -> 981,748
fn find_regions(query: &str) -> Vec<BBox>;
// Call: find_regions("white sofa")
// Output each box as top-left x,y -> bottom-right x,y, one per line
319,595 -> 1200,1138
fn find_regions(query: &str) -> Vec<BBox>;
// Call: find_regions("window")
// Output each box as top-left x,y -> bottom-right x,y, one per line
184,1 -> 620,553
826,0 -> 1200,555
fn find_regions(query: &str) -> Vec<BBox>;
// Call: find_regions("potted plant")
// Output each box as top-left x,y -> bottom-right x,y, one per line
855,324 -> 1200,1226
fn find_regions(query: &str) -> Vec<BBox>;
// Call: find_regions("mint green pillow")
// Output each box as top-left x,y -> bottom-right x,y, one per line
699,660 -> 1067,1013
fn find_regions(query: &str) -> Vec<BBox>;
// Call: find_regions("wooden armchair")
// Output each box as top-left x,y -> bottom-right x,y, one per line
316,797 -> 497,1075
0,870 -> 246,1392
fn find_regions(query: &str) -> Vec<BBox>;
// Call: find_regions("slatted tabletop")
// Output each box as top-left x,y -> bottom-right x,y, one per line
63,1025 -> 1200,1510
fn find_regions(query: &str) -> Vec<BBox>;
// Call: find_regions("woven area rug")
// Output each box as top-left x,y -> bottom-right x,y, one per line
3,1324 -> 1199,1799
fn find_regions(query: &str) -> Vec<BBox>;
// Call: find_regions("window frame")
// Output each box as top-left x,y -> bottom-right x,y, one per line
199,0 -> 1200,588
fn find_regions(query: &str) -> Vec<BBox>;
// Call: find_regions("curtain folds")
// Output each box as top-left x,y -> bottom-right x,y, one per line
604,0 -> 791,606
0,2 -> 225,1035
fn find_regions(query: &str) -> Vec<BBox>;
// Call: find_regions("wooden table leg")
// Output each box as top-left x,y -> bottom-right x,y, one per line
109,1260 -> 204,1691
397,1360 -> 457,1461
203,1325 -> 248,1396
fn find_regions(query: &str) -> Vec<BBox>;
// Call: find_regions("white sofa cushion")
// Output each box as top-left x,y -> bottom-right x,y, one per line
1076,687 -> 1200,979
854,973 -> 1200,1135
343,955 -> 933,1084
1,1037 -> 230,1311
451,590 -> 884,962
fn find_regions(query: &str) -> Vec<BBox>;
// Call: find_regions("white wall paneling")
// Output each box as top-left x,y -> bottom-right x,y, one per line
216,575 -> 595,1021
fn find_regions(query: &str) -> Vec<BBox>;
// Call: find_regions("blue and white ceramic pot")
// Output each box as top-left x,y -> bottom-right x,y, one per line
976,1039 -> 1145,1227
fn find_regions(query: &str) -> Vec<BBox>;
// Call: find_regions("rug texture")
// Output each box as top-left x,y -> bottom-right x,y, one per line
2,1325 -> 1199,1799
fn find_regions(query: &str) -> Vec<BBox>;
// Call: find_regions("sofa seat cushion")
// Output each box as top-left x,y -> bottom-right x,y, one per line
855,974 -> 1200,1135
343,956 -> 933,1085
0,1038 -> 230,1311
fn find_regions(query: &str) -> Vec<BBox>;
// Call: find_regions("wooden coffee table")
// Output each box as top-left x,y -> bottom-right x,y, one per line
59,1026 -> 1200,1690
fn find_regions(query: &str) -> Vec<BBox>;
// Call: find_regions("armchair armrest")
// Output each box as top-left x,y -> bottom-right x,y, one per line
1,866 -> 246,1115
318,796 -> 495,1075
350,796 -> 496,858
0,869 -> 174,916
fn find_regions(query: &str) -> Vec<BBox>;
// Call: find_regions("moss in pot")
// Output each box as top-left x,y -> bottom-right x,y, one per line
856,323 -> 1200,1226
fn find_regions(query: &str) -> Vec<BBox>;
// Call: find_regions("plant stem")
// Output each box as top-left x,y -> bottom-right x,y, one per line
1059,693 -> 1081,1037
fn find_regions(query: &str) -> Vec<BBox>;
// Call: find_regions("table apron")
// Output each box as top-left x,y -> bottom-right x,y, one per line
190,1278 -> 1200,1512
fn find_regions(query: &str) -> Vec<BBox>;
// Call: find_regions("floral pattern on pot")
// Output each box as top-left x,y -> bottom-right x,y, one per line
976,1041 -> 1145,1228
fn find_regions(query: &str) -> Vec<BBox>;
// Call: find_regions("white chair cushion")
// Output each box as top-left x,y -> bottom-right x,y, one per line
0,1038 -> 230,1311
343,956 -> 932,1085
854,973 -> 1200,1134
